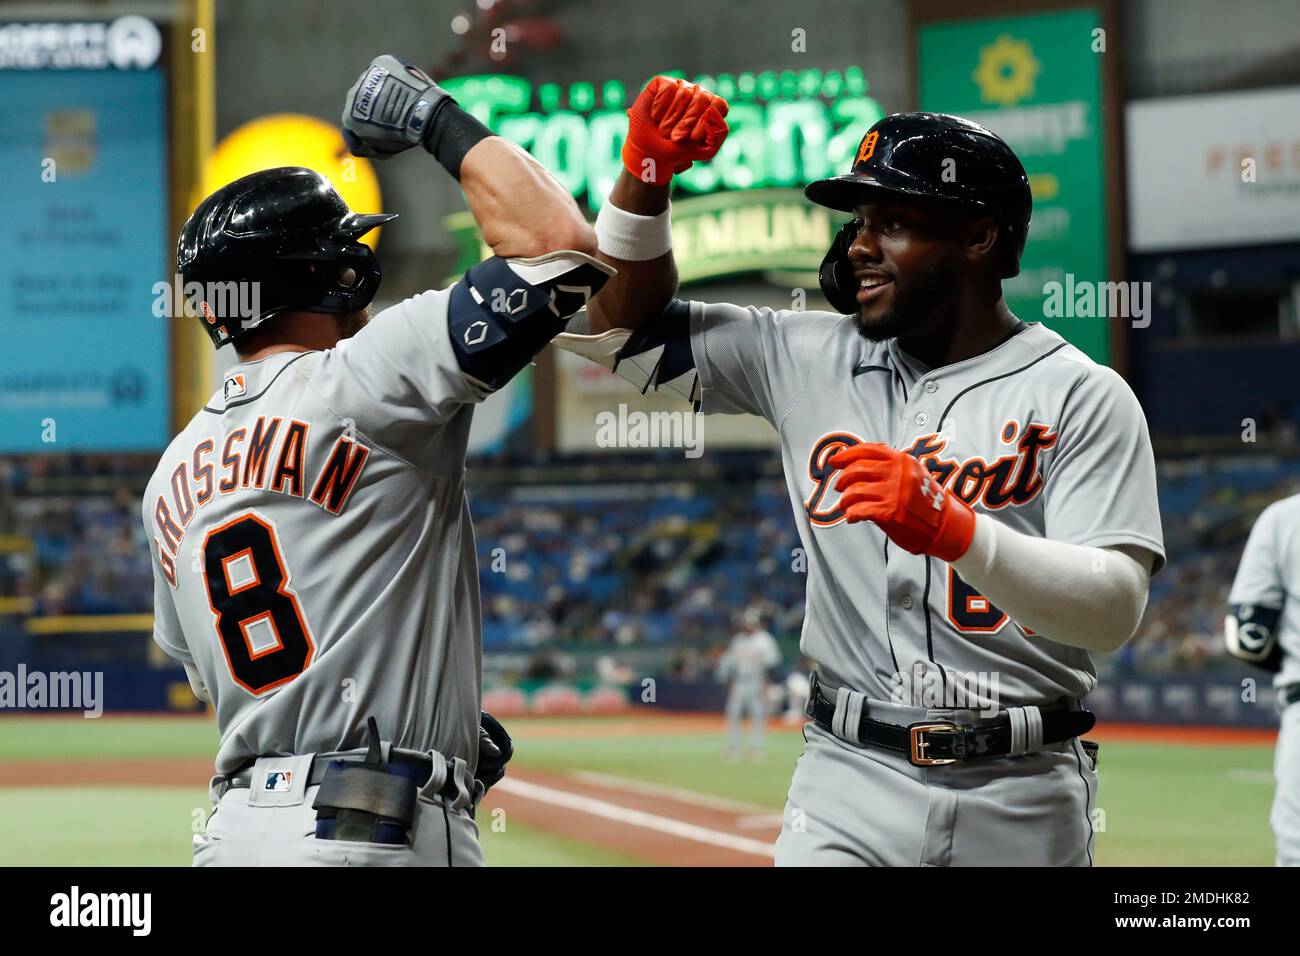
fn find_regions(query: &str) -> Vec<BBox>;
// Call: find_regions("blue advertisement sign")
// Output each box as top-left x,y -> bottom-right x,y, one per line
0,49 -> 169,451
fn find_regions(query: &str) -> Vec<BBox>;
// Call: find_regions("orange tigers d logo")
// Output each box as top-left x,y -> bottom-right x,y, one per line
855,131 -> 879,166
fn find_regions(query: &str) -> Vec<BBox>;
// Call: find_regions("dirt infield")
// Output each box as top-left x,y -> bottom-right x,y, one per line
1092,722 -> 1277,745
0,757 -> 212,789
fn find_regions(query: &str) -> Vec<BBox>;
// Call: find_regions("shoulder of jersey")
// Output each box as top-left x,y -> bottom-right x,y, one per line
1026,323 -> 1130,391
775,307 -> 860,345
1261,493 -> 1300,523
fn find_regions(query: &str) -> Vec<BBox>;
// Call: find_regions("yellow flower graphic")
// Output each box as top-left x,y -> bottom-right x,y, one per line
973,34 -> 1041,106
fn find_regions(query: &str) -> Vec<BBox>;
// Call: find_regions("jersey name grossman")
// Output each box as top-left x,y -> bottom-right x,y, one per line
151,416 -> 371,587
805,419 -> 1058,526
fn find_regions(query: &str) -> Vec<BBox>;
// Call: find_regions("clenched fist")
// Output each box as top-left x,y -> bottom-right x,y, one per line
341,54 -> 451,159
622,76 -> 730,186
829,443 -> 976,562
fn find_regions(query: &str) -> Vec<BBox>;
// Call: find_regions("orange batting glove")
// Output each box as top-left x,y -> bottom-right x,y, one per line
829,443 -> 976,562
622,76 -> 729,186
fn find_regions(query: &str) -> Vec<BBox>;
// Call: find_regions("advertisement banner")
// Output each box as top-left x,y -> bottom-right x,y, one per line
0,19 -> 169,451
918,9 -> 1111,363
1127,87 -> 1300,252
441,69 -> 880,287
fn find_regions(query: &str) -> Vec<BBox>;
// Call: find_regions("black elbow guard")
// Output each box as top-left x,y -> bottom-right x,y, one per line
448,252 -> 614,390
1226,604 -> 1283,672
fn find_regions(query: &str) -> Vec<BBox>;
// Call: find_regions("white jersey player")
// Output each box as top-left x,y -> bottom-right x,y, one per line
717,609 -> 782,758
145,55 -> 610,866
1227,495 -> 1300,865
563,81 -> 1164,865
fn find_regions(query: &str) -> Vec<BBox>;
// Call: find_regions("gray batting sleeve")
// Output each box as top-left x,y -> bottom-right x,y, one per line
688,301 -> 848,424
953,513 -> 1151,652
1041,365 -> 1166,573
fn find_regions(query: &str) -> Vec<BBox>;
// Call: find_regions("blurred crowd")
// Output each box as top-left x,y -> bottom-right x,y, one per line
2,451 -> 1298,675
470,477 -> 806,652
1115,461 -> 1300,674
0,455 -> 155,616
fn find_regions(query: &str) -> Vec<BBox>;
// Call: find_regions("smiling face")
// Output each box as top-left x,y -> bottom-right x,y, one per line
845,197 -> 995,343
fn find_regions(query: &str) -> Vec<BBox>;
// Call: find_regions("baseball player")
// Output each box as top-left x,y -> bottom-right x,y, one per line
144,54 -> 609,866
717,608 -> 782,759
1226,496 -> 1300,865
560,78 -> 1165,865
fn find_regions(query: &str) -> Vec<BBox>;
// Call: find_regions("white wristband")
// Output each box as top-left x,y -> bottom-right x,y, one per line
595,201 -> 672,261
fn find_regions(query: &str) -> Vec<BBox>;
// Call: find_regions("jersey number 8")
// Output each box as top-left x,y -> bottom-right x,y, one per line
201,512 -> 315,695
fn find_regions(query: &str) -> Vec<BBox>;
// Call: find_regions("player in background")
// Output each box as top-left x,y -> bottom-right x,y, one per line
1226,495 -> 1300,865
559,77 -> 1164,865
145,55 -> 609,866
716,607 -> 782,760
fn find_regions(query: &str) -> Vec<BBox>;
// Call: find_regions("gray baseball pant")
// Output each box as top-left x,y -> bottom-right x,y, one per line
725,680 -> 768,752
774,692 -> 1098,866
194,748 -> 484,867
1273,701 -> 1300,866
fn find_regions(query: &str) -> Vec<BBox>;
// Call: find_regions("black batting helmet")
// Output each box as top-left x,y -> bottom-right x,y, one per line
805,112 -> 1032,314
177,167 -> 396,347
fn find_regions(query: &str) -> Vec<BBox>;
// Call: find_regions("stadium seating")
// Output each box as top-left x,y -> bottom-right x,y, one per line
4,451 -> 1299,671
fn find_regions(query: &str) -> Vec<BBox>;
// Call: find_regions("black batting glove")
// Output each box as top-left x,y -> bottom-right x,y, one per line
475,711 -> 514,795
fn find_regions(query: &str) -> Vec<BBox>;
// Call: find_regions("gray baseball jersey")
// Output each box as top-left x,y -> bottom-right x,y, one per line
689,303 -> 1165,705
1229,495 -> 1300,687
718,630 -> 782,685
143,289 -> 489,774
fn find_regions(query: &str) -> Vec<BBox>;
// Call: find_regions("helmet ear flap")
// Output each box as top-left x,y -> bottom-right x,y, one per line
818,221 -> 861,315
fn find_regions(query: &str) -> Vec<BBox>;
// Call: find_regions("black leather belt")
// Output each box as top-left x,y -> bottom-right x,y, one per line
218,752 -> 457,801
806,673 -> 1095,767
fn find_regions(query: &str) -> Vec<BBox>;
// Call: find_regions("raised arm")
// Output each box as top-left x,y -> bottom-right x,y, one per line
585,77 -> 730,333
585,172 -> 676,333
459,138 -> 595,259
339,55 -> 612,396
341,54 -> 594,259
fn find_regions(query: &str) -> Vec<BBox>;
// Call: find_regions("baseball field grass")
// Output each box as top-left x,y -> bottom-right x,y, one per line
0,712 -> 1277,866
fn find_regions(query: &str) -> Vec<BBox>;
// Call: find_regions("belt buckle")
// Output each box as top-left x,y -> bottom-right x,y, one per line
908,721 -> 959,767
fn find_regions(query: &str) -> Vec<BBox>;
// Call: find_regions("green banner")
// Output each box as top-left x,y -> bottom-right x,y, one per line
441,70 -> 878,287
919,8 -> 1110,363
